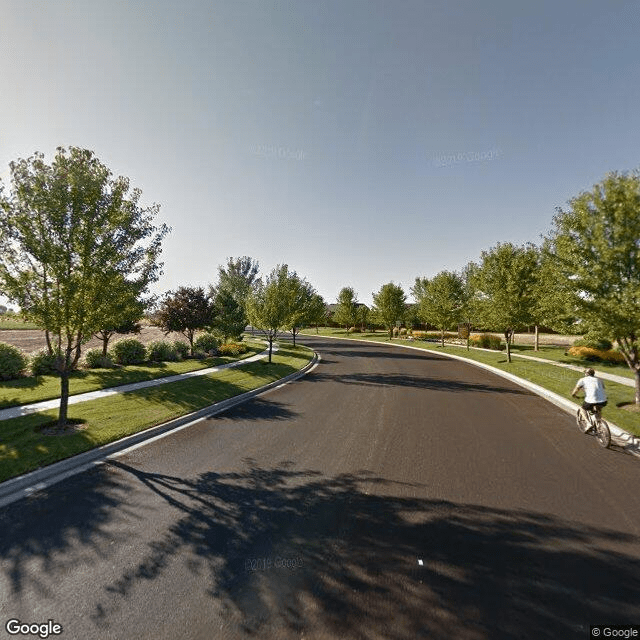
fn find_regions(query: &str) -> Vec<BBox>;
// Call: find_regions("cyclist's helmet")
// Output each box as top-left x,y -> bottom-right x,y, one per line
585,368 -> 595,376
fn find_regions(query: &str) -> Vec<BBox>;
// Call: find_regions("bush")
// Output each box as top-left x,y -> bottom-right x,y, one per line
31,350 -> 61,376
567,345 -> 625,364
193,349 -> 207,359
194,333 -> 219,355
218,342 -> 248,357
573,334 -> 613,352
84,348 -> 115,369
399,328 -> 407,336
147,340 -> 179,362
172,340 -> 189,359
350,327 -> 361,333
470,334 -> 503,350
0,343 -> 28,380
392,327 -> 399,337
111,338 -> 146,365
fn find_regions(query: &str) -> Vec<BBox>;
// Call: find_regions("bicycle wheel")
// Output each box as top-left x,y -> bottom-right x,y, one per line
576,408 -> 591,433
595,419 -> 611,449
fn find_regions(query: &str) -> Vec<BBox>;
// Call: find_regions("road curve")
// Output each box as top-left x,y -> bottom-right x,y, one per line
1,336 -> 640,640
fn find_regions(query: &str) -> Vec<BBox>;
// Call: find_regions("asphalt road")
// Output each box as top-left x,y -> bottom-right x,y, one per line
2,336 -> 640,640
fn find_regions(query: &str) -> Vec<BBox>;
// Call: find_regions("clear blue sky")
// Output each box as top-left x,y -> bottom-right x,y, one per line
1,0 -> 638,306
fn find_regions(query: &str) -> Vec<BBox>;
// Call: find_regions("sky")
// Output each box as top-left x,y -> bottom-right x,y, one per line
1,0 -> 639,307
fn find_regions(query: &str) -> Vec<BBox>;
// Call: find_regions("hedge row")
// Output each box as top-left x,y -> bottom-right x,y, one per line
0,333 -> 230,380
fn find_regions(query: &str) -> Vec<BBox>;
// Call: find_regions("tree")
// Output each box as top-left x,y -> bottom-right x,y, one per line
473,242 -> 539,363
209,287 -> 246,343
93,276 -> 146,355
283,276 -> 319,346
155,287 -> 211,354
306,293 -> 329,333
356,304 -> 370,332
333,287 -> 359,331
215,256 -> 259,326
372,282 -> 406,340
0,147 -> 168,427
417,271 -> 465,347
460,262 -> 480,350
547,170 -> 640,404
246,264 -> 296,362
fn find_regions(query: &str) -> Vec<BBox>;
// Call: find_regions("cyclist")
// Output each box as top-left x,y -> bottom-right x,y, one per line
571,368 -> 607,429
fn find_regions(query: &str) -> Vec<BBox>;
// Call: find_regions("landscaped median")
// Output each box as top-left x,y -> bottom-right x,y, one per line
0,343 -> 314,483
301,328 -> 640,441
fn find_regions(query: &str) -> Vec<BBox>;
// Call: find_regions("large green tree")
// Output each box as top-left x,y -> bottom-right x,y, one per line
333,287 -> 359,331
473,242 -> 539,362
214,256 -> 259,327
0,147 -> 168,426
209,287 -> 246,343
547,170 -> 640,403
372,282 -> 406,340
416,271 -> 465,347
154,286 -> 212,355
285,279 -> 323,346
246,265 -> 296,362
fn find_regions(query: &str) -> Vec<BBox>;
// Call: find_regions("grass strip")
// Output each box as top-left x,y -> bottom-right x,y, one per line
0,341 -> 265,409
301,328 -> 640,438
0,321 -> 40,330
0,344 -> 313,483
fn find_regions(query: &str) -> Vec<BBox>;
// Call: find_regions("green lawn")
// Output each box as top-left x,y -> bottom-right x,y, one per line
301,328 -> 640,438
0,341 -> 265,409
0,343 -> 314,483
0,320 -> 40,330
508,344 -> 634,379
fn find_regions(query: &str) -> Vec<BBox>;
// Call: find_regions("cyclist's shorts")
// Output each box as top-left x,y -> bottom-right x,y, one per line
583,400 -> 607,411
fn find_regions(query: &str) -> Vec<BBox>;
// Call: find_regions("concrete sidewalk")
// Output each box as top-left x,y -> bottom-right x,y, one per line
0,344 -> 277,421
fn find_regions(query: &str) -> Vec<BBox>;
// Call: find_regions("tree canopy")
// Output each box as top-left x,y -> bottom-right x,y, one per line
416,271 -> 465,347
472,242 -> 539,362
0,147 -> 168,426
547,170 -> 640,402
372,282 -> 406,340
333,287 -> 359,331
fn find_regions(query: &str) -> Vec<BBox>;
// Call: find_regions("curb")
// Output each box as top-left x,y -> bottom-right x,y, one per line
303,334 -> 640,458
0,349 -> 319,508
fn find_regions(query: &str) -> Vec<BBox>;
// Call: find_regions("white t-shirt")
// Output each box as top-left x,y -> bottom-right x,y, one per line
576,376 -> 607,403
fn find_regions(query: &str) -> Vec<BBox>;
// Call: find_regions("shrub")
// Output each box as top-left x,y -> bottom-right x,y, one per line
218,342 -> 248,357
193,349 -> 207,359
172,340 -> 189,359
194,333 -> 219,354
31,350 -> 61,376
567,345 -> 625,364
573,334 -> 613,352
399,328 -> 407,336
111,338 -> 146,365
392,327 -> 399,337
84,348 -> 115,369
147,340 -> 179,362
350,327 -> 361,333
0,343 -> 28,380
470,334 -> 503,350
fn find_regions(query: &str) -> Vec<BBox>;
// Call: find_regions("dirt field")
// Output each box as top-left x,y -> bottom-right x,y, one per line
0,325 -> 189,353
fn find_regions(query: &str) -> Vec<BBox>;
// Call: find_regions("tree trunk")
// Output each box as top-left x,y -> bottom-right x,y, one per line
45,329 -> 53,355
292,327 -> 297,346
389,326 -> 393,340
441,327 -> 445,348
534,325 -> 539,352
58,370 -> 70,427
505,329 -> 512,363
102,333 -> 110,356
268,337 -> 273,363
635,369 -> 640,405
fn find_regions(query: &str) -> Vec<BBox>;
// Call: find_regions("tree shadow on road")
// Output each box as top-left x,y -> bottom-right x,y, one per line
87,460 -> 640,639
309,371 -> 530,396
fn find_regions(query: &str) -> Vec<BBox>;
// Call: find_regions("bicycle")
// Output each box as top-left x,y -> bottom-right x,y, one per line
576,405 -> 611,448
